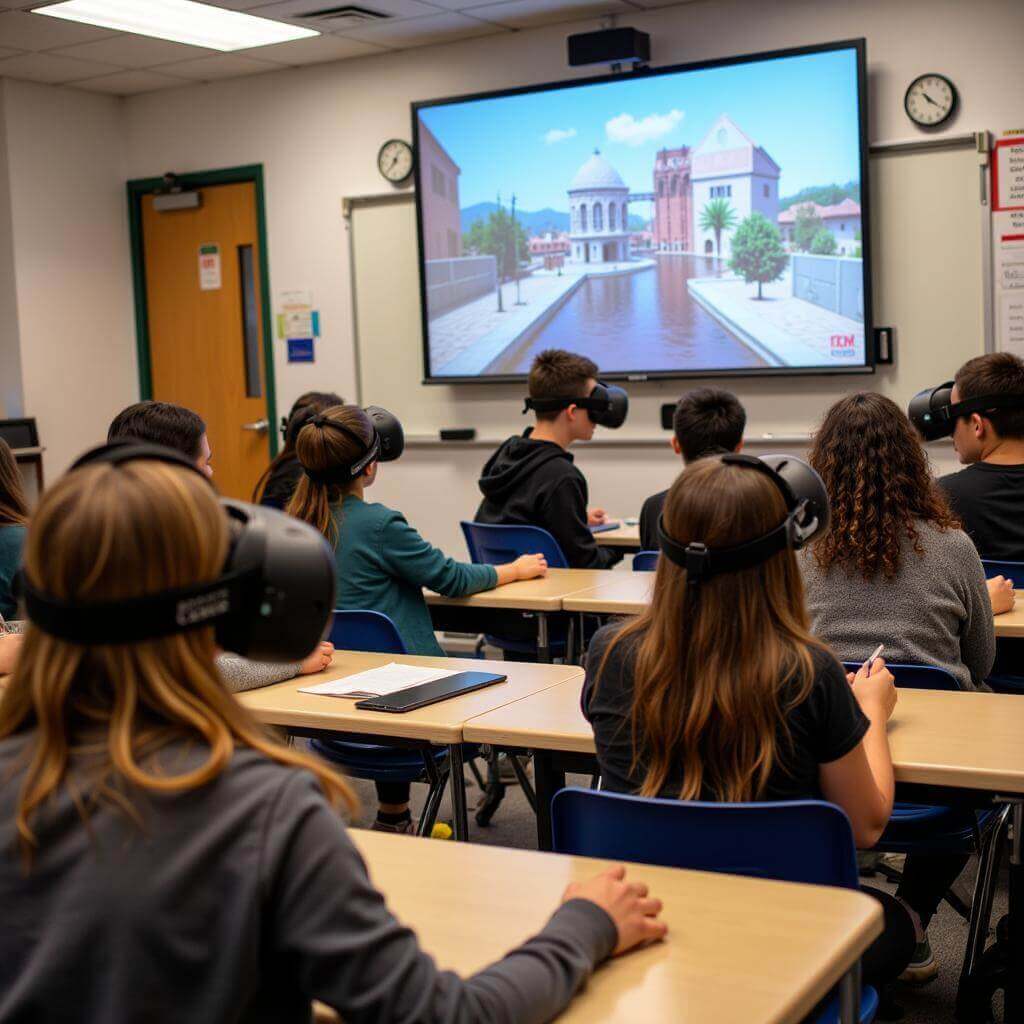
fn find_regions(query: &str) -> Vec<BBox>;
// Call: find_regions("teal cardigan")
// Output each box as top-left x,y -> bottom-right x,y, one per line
0,524 -> 26,622
332,495 -> 497,656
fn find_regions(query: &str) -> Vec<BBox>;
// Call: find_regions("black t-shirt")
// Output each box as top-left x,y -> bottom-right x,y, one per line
638,489 -> 667,552
582,622 -> 869,801
939,462 -> 1024,562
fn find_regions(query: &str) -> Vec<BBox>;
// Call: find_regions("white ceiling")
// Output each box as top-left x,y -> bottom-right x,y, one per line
0,0 -> 687,95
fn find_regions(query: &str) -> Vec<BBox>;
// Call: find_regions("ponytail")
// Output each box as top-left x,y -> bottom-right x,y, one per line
286,474 -> 343,544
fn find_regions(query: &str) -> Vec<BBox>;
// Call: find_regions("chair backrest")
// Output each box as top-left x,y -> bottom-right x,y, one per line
982,558 -> 1024,584
0,417 -> 38,450
552,787 -> 859,889
632,550 -> 659,572
329,610 -> 408,654
841,661 -> 959,691
460,521 -> 569,569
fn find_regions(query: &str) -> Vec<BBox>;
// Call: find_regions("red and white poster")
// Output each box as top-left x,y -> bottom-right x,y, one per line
993,134 -> 1024,356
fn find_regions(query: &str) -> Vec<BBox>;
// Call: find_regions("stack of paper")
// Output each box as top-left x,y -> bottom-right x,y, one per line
299,662 -> 457,699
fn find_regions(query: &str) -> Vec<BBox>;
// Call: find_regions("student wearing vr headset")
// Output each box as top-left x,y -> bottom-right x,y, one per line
254,390 -> 344,510
476,349 -> 627,569
638,387 -> 746,551
288,403 -> 548,832
0,443 -> 665,1022
583,452 -> 915,998
107,400 -> 335,689
0,439 -> 27,673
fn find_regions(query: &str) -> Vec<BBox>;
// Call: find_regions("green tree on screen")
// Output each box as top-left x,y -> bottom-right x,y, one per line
461,211 -> 528,279
728,214 -> 789,300
699,198 -> 738,266
809,228 -> 837,255
792,204 -> 824,252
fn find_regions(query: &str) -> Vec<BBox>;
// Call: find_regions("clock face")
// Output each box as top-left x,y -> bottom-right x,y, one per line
905,74 -> 957,127
378,139 -> 414,183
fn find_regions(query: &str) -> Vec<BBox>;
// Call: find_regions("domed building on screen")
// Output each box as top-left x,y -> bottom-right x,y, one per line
567,150 -> 631,264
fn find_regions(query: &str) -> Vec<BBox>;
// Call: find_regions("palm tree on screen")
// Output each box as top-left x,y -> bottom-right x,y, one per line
699,198 -> 738,271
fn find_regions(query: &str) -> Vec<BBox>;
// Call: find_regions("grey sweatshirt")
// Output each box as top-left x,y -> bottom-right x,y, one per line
800,523 -> 995,690
0,738 -> 616,1024
216,652 -> 300,693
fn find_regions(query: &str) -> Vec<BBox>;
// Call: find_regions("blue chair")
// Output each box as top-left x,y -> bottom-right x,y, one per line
843,661 -> 1011,995
552,789 -> 878,1023
460,521 -> 571,659
631,550 -> 659,571
311,610 -> 450,836
981,559 -> 1024,694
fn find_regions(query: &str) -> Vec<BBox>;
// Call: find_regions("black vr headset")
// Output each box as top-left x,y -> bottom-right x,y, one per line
305,406 -> 404,481
657,453 -> 830,588
19,441 -> 336,662
908,381 -> 1024,442
523,381 -> 629,429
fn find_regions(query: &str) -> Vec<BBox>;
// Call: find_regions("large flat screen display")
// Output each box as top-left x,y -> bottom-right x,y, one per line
413,39 -> 871,382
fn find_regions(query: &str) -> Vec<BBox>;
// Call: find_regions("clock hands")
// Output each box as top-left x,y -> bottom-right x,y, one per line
922,91 -> 941,108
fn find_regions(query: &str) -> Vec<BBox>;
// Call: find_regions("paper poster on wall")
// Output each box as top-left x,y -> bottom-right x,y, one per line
287,337 -> 315,362
992,134 -> 1024,357
198,243 -> 221,291
276,290 -> 321,361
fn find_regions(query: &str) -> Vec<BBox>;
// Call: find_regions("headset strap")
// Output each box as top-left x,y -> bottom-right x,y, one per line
307,415 -> 380,479
19,567 -> 259,645
943,393 -> 1024,423
522,395 -> 606,415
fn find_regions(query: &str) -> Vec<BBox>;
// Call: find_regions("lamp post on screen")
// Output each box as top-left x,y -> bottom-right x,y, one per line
495,192 -> 504,313
511,193 -> 524,306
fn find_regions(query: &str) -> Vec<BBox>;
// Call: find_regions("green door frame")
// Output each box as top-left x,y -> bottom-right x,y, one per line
126,164 -> 279,457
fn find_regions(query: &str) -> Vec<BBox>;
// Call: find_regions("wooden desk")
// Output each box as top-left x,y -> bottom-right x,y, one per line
238,651 -> 582,840
342,830 -> 881,1024
592,521 -> 641,550
995,592 -> 1024,638
425,568 -> 612,661
562,572 -> 652,615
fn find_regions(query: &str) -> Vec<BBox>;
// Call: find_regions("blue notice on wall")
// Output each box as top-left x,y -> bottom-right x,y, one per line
287,337 -> 314,362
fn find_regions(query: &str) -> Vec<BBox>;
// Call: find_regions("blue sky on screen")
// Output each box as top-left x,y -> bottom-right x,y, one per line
418,47 -> 861,211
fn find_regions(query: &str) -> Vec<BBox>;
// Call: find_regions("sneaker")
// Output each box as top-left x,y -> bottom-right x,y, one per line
899,936 -> 938,984
371,816 -> 415,835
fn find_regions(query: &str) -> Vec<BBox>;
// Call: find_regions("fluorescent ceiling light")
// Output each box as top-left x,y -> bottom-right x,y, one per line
32,0 -> 320,51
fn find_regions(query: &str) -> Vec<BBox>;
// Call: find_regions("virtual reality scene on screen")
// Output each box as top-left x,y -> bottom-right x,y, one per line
416,44 -> 867,379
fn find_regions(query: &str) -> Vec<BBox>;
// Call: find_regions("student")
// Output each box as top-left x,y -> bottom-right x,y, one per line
0,450 -> 665,1022
639,387 -> 745,551
803,393 -> 1001,691
938,352 -> 1024,561
254,390 -> 343,510
582,454 -> 915,994
107,401 -> 333,688
476,349 -> 622,568
0,439 -> 28,623
288,403 -> 547,831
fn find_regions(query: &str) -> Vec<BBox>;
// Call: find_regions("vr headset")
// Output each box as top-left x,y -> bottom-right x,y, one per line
908,381 -> 1024,441
306,406 -> 404,480
658,453 -> 830,588
523,381 -> 629,429
19,441 -> 335,662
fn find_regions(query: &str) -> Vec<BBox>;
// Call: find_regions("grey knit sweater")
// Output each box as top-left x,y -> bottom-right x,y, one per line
799,522 -> 995,690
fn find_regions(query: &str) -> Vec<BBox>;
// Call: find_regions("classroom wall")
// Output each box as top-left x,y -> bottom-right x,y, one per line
0,82 -> 24,420
0,79 -> 137,477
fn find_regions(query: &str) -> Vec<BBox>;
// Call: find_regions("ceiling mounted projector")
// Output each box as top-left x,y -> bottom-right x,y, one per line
567,27 -> 650,68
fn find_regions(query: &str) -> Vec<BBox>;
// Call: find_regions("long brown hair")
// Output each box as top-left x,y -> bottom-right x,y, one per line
599,457 -> 824,802
0,439 -> 29,526
809,392 -> 959,580
252,390 -> 343,503
286,405 -> 374,544
0,459 -> 355,863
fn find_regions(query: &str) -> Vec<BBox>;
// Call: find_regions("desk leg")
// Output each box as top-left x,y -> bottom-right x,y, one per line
837,961 -> 861,1024
448,744 -> 470,842
537,613 -> 551,663
534,750 -> 565,851
1008,801 -> 1023,1021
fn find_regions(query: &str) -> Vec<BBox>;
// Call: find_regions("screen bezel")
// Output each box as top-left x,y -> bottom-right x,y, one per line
411,37 -> 873,385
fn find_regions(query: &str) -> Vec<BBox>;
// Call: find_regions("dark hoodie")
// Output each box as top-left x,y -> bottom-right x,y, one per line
476,435 -> 622,569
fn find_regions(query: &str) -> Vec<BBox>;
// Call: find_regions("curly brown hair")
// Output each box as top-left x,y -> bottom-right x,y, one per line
809,393 -> 959,580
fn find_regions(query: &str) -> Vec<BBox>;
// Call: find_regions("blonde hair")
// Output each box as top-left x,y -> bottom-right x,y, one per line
287,404 -> 374,543
598,457 -> 823,802
0,459 -> 355,864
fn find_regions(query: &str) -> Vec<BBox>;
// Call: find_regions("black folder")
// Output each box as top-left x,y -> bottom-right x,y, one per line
354,671 -> 506,713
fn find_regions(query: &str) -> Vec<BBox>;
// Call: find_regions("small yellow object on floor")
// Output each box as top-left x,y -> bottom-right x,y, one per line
430,823 -> 453,841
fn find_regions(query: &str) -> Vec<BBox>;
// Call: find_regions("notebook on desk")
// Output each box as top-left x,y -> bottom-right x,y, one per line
590,521 -> 622,534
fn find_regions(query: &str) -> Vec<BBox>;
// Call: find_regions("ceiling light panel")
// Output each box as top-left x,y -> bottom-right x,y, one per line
32,0 -> 320,51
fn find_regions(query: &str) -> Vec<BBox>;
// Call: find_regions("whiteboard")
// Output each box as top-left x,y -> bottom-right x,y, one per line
348,144 -> 988,443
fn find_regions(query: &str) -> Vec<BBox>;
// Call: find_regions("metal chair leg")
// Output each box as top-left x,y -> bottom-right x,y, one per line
508,754 -> 537,814
961,804 -> 1012,988
416,749 -> 449,837
467,755 -> 487,791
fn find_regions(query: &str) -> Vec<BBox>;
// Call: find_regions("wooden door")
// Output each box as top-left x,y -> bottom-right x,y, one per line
141,181 -> 271,499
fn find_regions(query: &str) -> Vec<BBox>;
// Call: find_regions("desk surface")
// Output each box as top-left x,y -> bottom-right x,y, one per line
347,830 -> 881,1024
995,592 -> 1024,638
238,651 -> 582,743
562,571 -> 653,614
425,567 -> 611,612
465,680 -> 1024,795
592,521 -> 641,548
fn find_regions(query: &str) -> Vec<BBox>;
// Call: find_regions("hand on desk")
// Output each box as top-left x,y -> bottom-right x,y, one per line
0,632 -> 22,675
564,864 -> 667,955
987,575 -> 1015,615
587,507 -> 608,527
514,553 -> 548,580
300,641 -> 335,675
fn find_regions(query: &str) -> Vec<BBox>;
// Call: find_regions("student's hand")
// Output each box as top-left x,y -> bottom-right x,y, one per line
0,632 -> 23,675
299,641 -> 334,676
563,865 -> 666,955
848,658 -> 897,722
514,553 -> 548,580
987,575 -> 1015,615
588,507 -> 608,526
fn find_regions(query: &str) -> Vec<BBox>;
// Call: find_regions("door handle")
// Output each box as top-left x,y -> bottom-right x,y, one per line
242,419 -> 269,433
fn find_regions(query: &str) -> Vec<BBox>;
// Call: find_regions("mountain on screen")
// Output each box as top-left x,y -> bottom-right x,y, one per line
460,202 -> 648,236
